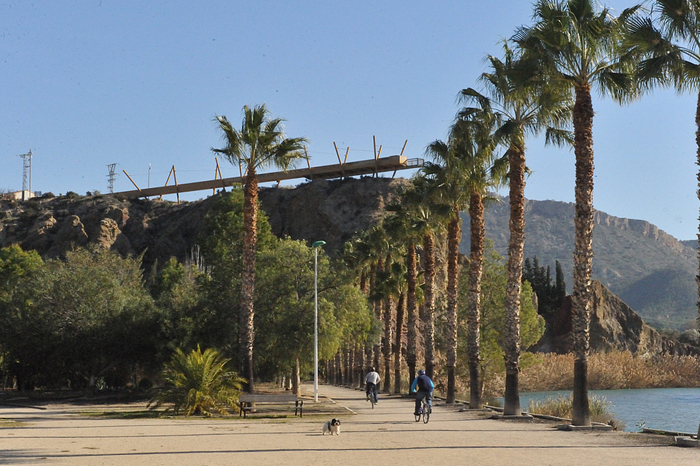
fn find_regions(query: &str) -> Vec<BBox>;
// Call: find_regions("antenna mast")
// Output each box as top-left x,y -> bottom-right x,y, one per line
18,150 -> 32,200
107,163 -> 118,193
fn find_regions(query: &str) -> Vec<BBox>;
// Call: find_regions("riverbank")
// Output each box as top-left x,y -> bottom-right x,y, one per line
1,384 -> 698,465
517,387 -> 700,434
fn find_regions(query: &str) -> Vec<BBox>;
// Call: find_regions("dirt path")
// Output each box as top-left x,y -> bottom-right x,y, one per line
1,384 -> 698,465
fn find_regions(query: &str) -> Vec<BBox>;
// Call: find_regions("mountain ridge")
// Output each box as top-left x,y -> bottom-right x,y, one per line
463,196 -> 698,329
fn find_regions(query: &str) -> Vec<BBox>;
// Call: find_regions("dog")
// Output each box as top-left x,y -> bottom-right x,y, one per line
322,418 -> 341,435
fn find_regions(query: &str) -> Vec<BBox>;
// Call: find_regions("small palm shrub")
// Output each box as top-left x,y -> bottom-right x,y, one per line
150,346 -> 246,416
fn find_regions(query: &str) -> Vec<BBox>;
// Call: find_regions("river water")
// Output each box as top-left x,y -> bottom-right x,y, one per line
515,388 -> 700,433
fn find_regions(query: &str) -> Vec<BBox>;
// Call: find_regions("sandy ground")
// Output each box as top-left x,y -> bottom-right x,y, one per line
1,384 -> 698,466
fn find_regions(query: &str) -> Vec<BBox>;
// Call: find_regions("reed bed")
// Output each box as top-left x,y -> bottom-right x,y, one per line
453,351 -> 700,402
526,393 -> 619,427
520,351 -> 700,392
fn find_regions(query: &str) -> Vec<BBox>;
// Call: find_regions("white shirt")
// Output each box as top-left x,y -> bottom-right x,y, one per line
365,371 -> 380,385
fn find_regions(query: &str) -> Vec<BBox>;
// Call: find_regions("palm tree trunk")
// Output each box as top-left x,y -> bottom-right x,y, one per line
394,292 -> 405,394
372,262 -> 381,374
446,209 -> 461,404
504,144 -> 526,416
467,191 -> 485,410
240,171 -> 259,393
423,232 -> 436,379
292,357 -> 300,395
383,296 -> 393,394
357,344 -> 365,388
335,351 -> 343,385
694,89 -> 700,440
344,346 -> 351,386
572,83 -> 594,426
406,242 -> 418,384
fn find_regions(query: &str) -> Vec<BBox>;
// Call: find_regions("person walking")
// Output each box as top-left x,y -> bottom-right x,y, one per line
410,369 -> 434,415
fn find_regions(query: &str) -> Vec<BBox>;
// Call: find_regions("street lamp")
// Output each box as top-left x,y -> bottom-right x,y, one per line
312,240 -> 326,403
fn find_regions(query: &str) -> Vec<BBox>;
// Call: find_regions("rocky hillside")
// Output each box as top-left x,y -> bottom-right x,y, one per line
463,197 -> 698,330
535,280 -> 699,356
0,177 -> 407,270
259,177 -> 409,251
0,192 -> 218,271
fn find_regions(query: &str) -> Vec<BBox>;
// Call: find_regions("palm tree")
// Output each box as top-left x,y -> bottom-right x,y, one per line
212,104 -> 308,393
513,0 -> 640,425
384,198 -> 421,391
386,183 -> 440,384
623,0 -> 700,439
150,346 -> 246,416
460,43 -> 572,413
424,109 -> 500,404
408,175 -> 450,380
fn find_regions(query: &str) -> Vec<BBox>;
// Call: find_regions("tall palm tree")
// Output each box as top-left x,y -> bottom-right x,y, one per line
386,182 -> 442,384
624,0 -> 700,439
212,104 -> 307,393
409,175 -> 450,380
385,197 -> 422,390
424,108 -> 500,404
513,0 -> 640,425
460,43 -> 572,413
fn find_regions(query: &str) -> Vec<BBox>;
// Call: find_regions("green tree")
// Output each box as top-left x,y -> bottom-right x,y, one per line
256,238 -> 372,392
198,190 -> 276,358
152,257 -> 211,353
0,246 -> 43,390
212,104 -> 308,392
384,188 -> 430,389
513,0 -> 641,426
4,248 -> 159,390
459,244 -> 546,400
150,346 -> 246,416
523,257 -> 567,315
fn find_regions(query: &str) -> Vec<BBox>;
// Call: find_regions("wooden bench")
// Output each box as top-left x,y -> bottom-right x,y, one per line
238,393 -> 303,418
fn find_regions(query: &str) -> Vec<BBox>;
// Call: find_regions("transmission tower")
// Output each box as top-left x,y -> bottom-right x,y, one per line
18,150 -> 32,200
107,163 -> 118,193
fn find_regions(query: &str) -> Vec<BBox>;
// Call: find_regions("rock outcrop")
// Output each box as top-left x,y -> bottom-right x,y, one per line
536,280 -> 699,356
258,177 -> 409,251
0,177 -> 406,269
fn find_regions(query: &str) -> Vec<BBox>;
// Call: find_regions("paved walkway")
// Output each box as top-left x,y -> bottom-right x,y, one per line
1,384 -> 698,465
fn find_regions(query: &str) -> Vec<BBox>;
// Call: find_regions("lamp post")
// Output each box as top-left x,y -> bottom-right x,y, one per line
312,240 -> 326,403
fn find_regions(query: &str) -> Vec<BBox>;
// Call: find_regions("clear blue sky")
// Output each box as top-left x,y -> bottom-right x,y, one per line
2,0 -> 697,240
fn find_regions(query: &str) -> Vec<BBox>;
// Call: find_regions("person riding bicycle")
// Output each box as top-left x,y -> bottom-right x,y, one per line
410,369 -> 434,416
364,367 -> 380,404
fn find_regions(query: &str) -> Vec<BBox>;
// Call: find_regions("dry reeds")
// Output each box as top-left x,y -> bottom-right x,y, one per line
520,351 -> 700,391
526,393 -> 616,426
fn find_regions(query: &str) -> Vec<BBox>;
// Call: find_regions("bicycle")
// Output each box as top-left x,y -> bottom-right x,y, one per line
414,398 -> 431,424
365,384 -> 378,409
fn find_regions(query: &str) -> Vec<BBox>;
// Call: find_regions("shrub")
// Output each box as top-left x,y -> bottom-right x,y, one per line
149,346 -> 246,416
526,393 -> 620,427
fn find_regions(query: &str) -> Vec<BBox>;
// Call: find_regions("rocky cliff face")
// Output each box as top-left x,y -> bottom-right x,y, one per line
258,177 -> 409,251
0,177 -> 407,268
0,193 -> 218,271
536,280 -> 698,356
